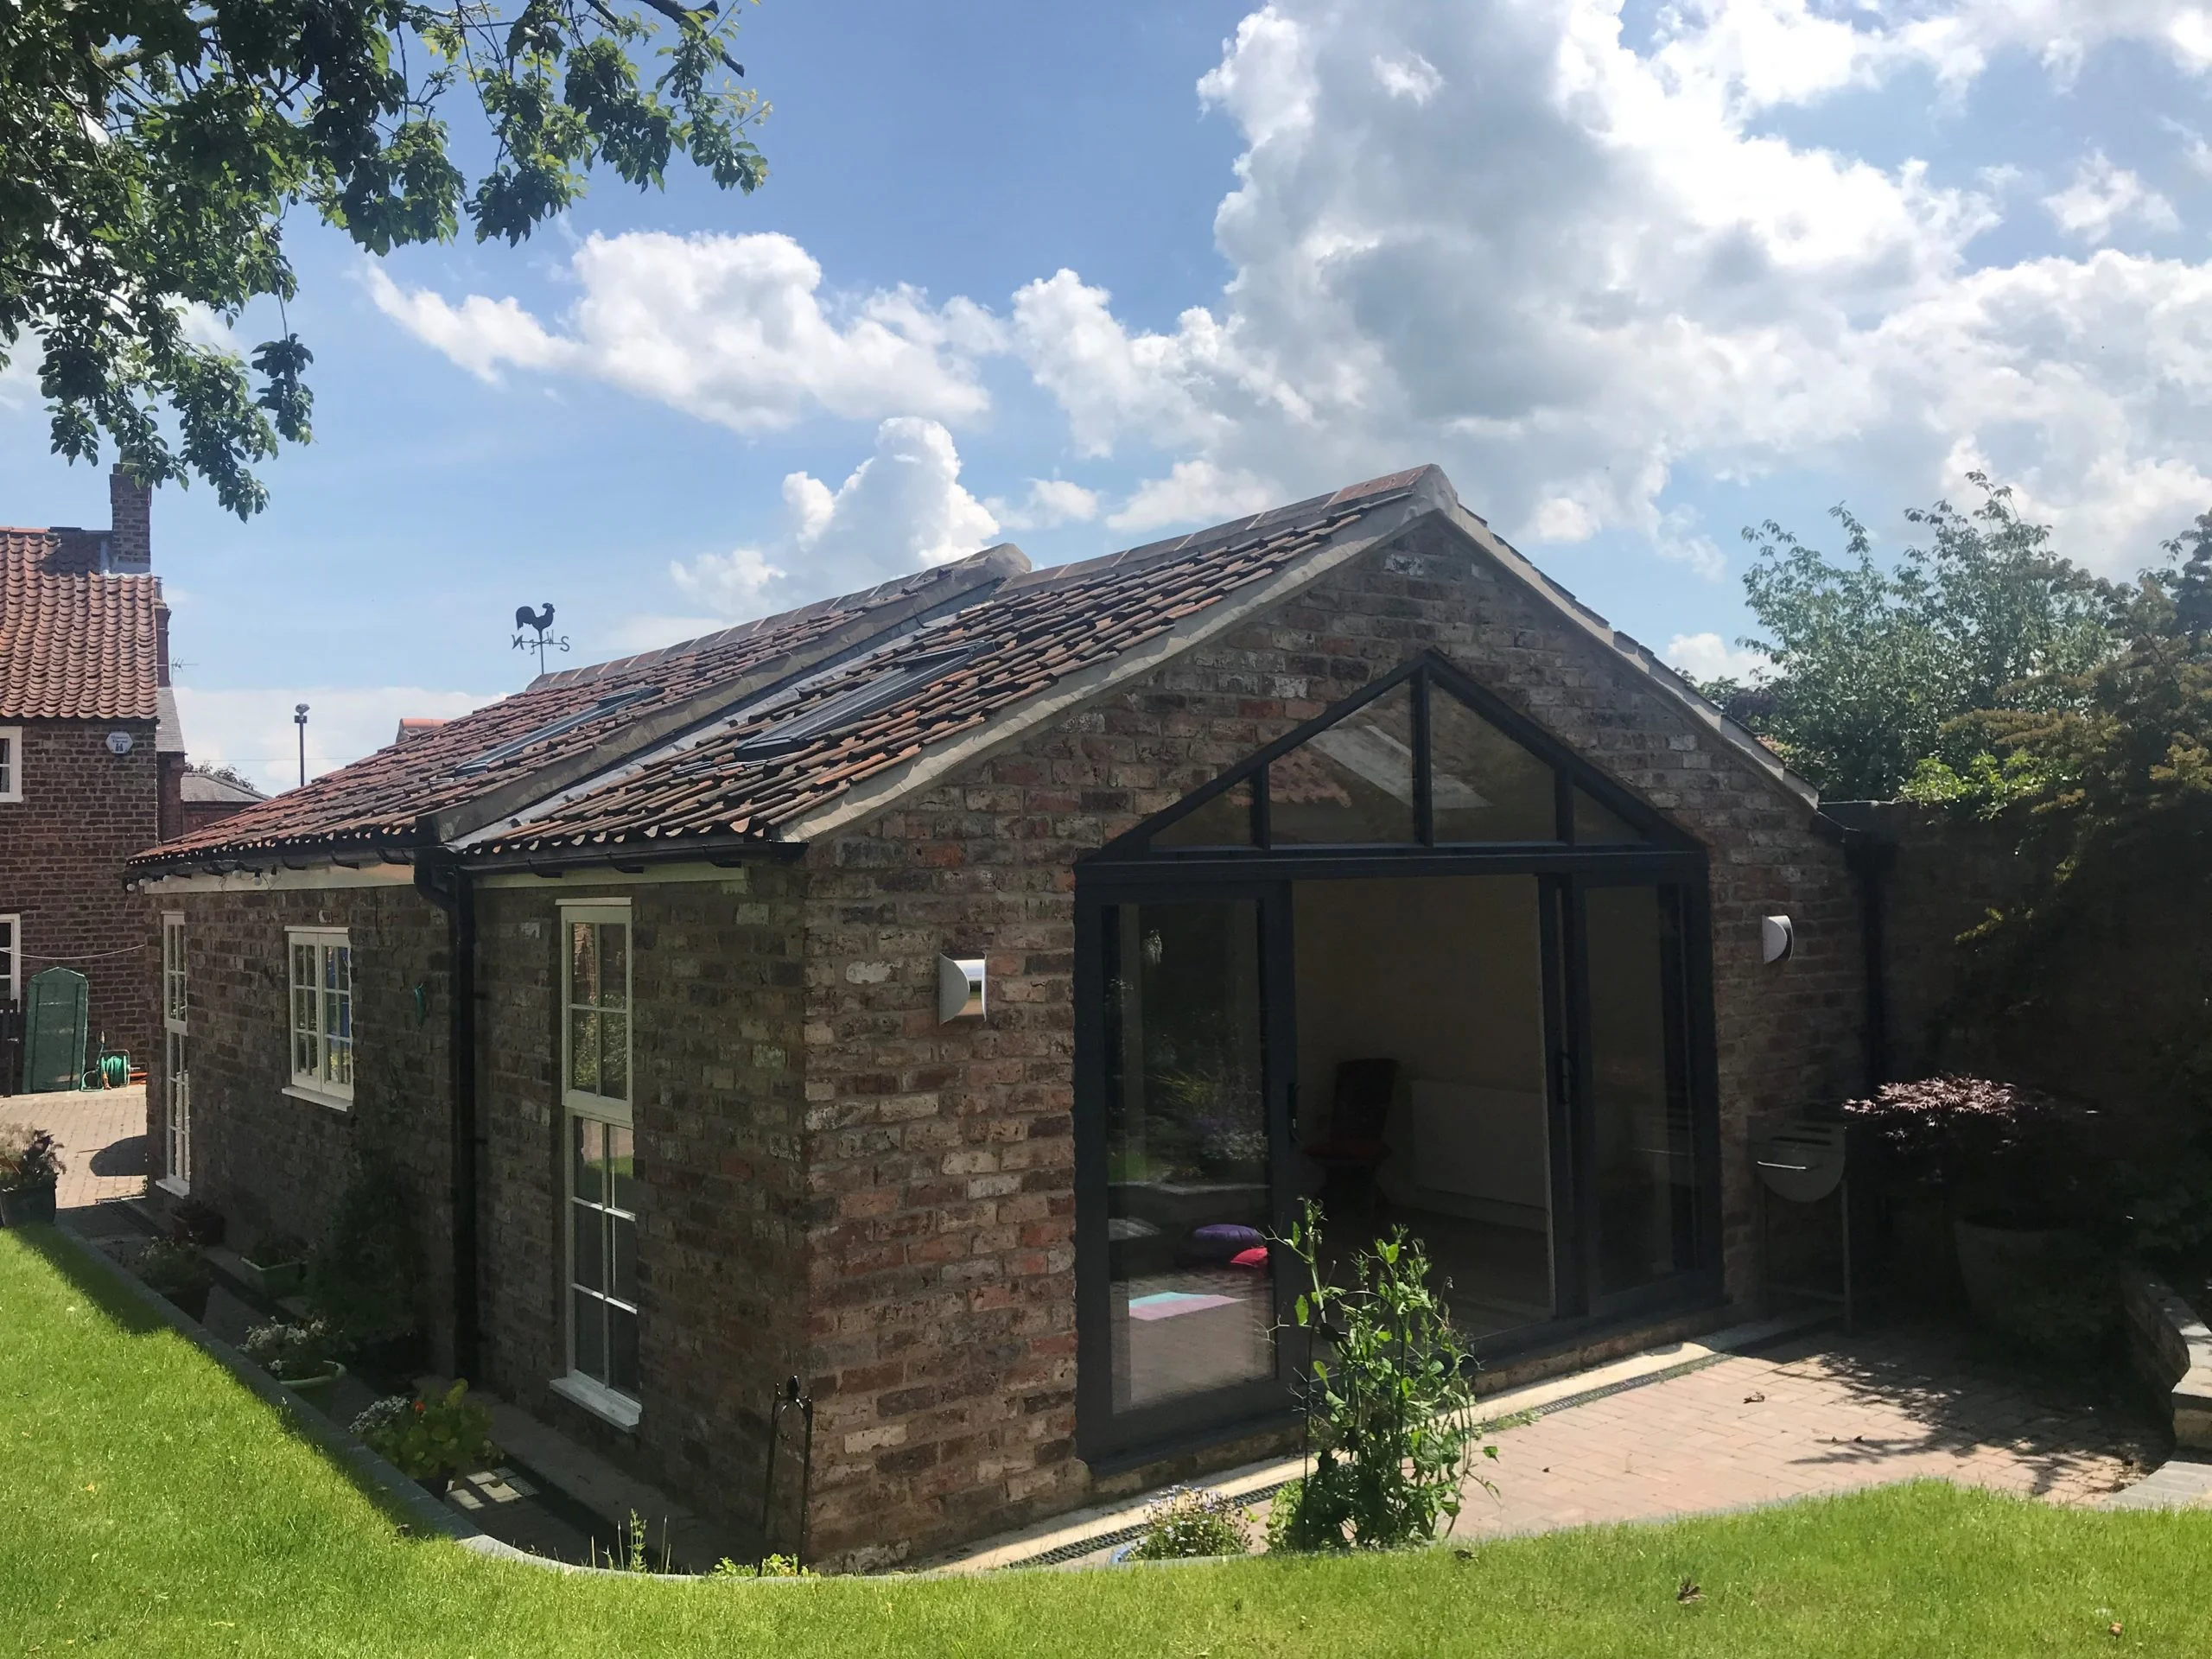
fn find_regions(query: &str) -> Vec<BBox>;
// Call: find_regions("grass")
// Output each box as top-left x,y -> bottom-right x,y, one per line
3,1226 -> 2211,1658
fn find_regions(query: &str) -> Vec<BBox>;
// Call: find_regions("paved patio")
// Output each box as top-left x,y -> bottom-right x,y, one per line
0,1085 -> 148,1210
1452,1323 -> 2157,1540
948,1317 -> 2168,1570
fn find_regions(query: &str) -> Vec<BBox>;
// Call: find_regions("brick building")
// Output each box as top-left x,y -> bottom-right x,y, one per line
1,468 -> 188,1083
127,468 -> 1866,1567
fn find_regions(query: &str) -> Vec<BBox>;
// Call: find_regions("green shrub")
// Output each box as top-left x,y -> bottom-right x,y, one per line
1126,1487 -> 1251,1560
710,1554 -> 813,1579
0,1126 -> 63,1192
350,1382 -> 497,1481
1277,1199 -> 1491,1552
308,1156 -> 421,1344
134,1239 -> 209,1298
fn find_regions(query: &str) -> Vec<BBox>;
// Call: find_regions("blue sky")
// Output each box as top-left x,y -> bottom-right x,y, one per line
5,0 -> 2212,789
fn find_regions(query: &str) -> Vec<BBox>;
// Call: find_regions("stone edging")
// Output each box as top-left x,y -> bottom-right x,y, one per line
2121,1272 -> 2212,1449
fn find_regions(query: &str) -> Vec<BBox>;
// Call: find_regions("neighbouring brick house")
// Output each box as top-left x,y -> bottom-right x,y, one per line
127,467 -> 1866,1567
1,468 -> 190,1085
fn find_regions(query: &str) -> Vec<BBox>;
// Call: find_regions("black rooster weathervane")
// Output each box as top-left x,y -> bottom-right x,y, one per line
512,602 -> 571,677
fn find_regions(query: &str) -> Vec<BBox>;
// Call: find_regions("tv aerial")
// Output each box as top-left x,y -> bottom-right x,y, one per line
512,603 -> 571,677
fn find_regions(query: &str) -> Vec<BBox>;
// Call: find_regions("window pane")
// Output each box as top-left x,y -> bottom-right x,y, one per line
569,922 -> 599,1009
1573,786 -> 1648,845
599,1013 -> 629,1103
1268,683 -> 1417,844
1431,689 -> 1558,842
1586,886 -> 1696,1296
293,943 -> 314,995
572,1116 -> 603,1205
569,1009 -> 601,1096
597,924 -> 627,1011
607,1304 -> 639,1395
607,1123 -> 636,1213
610,1213 -> 637,1305
573,1200 -> 606,1290
1152,777 -> 1255,849
572,1288 -> 607,1381
1102,900 -> 1274,1414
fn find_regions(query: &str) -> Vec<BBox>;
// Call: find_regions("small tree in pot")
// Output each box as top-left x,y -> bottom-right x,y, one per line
0,1128 -> 64,1225
1843,1076 -> 2114,1352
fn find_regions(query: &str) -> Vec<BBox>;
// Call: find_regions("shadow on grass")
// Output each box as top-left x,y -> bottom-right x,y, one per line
9,1223 -> 458,1548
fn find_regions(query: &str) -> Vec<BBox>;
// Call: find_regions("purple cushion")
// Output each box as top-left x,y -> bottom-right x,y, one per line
1183,1224 -> 1266,1262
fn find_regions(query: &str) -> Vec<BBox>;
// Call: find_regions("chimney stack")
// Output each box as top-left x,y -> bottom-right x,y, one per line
109,466 -> 151,570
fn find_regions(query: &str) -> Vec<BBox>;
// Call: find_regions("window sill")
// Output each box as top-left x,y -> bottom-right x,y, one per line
550,1372 -> 641,1431
282,1083 -> 353,1113
155,1174 -> 189,1198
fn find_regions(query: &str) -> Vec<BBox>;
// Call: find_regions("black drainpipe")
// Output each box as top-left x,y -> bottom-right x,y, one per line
414,845 -> 480,1380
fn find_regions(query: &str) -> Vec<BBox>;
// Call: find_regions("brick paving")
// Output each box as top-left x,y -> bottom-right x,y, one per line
1452,1324 -> 2158,1539
0,1085 -> 148,1211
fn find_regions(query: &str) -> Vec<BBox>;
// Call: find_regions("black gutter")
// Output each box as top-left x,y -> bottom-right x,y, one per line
413,842 -> 480,1381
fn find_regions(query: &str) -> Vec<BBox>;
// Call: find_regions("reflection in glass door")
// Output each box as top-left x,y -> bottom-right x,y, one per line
1581,884 -> 1698,1301
1100,899 -> 1277,1417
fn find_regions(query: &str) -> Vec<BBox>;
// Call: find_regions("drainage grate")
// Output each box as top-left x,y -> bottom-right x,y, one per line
993,1351 -> 1745,1571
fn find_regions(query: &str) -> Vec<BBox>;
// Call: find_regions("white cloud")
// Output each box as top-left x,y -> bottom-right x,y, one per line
1665,632 -> 1767,683
368,232 -> 995,429
1373,53 -> 1442,103
2043,151 -> 2180,243
176,684 -> 492,795
1656,510 -> 1728,581
1109,461 -> 1281,533
640,418 -> 999,639
987,478 -> 1101,531
1002,0 -> 2212,572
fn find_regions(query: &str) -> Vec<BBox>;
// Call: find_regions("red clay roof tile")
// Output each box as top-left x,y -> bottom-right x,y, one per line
0,529 -> 164,721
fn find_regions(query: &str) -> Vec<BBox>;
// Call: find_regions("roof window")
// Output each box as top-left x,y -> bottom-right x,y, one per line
455,686 -> 663,776
728,648 -> 976,762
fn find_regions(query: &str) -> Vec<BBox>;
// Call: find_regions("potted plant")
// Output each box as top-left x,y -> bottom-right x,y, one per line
136,1238 -> 214,1322
308,1157 -> 423,1376
240,1231 -> 310,1300
0,1127 -> 64,1226
1844,1076 -> 2113,1351
350,1382 -> 499,1495
242,1318 -> 346,1412
168,1197 -> 226,1247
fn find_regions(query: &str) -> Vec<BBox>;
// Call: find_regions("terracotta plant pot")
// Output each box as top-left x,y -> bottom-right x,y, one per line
1952,1217 -> 2112,1352
278,1363 -> 346,1415
0,1181 -> 58,1227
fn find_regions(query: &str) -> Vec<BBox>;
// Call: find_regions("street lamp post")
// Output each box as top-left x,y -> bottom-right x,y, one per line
294,703 -> 309,789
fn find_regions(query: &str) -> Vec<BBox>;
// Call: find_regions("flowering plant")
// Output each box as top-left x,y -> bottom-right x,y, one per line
351,1382 -> 498,1480
242,1318 -> 340,1382
0,1126 -> 63,1192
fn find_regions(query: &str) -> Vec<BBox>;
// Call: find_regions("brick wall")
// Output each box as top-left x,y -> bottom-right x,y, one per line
796,521 -> 1864,1566
157,883 -> 457,1362
0,720 -> 162,1076
474,868 -> 810,1544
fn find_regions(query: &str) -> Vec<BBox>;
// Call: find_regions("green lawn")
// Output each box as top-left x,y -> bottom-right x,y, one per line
3,1227 -> 2209,1658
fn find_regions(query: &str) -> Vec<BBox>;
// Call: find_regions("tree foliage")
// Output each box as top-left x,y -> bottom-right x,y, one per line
1,0 -> 766,517
1703,476 -> 2120,799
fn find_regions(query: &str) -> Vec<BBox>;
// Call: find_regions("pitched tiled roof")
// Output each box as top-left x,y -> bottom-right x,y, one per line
0,530 -> 165,721
459,470 -> 1436,857
130,548 -> 1031,869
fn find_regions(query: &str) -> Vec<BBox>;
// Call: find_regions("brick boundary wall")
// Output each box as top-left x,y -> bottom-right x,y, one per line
797,520 -> 1866,1566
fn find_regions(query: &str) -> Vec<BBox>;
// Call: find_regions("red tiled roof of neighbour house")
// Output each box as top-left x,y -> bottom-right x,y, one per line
129,548 -> 1032,870
0,529 -> 167,721
460,469 -> 1440,858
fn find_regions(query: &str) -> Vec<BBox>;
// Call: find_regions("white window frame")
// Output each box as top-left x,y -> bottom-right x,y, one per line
554,900 -> 640,1427
159,912 -> 190,1195
0,727 -> 20,804
283,926 -> 354,1109
0,914 -> 18,1007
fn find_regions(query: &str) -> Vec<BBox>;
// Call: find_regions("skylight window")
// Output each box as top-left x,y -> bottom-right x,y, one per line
728,648 -> 976,762
455,686 -> 662,776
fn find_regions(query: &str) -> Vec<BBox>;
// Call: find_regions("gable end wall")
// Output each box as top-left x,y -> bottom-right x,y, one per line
798,518 -> 1863,1566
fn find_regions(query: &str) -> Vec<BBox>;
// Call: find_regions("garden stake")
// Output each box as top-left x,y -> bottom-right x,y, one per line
756,1375 -> 815,1573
